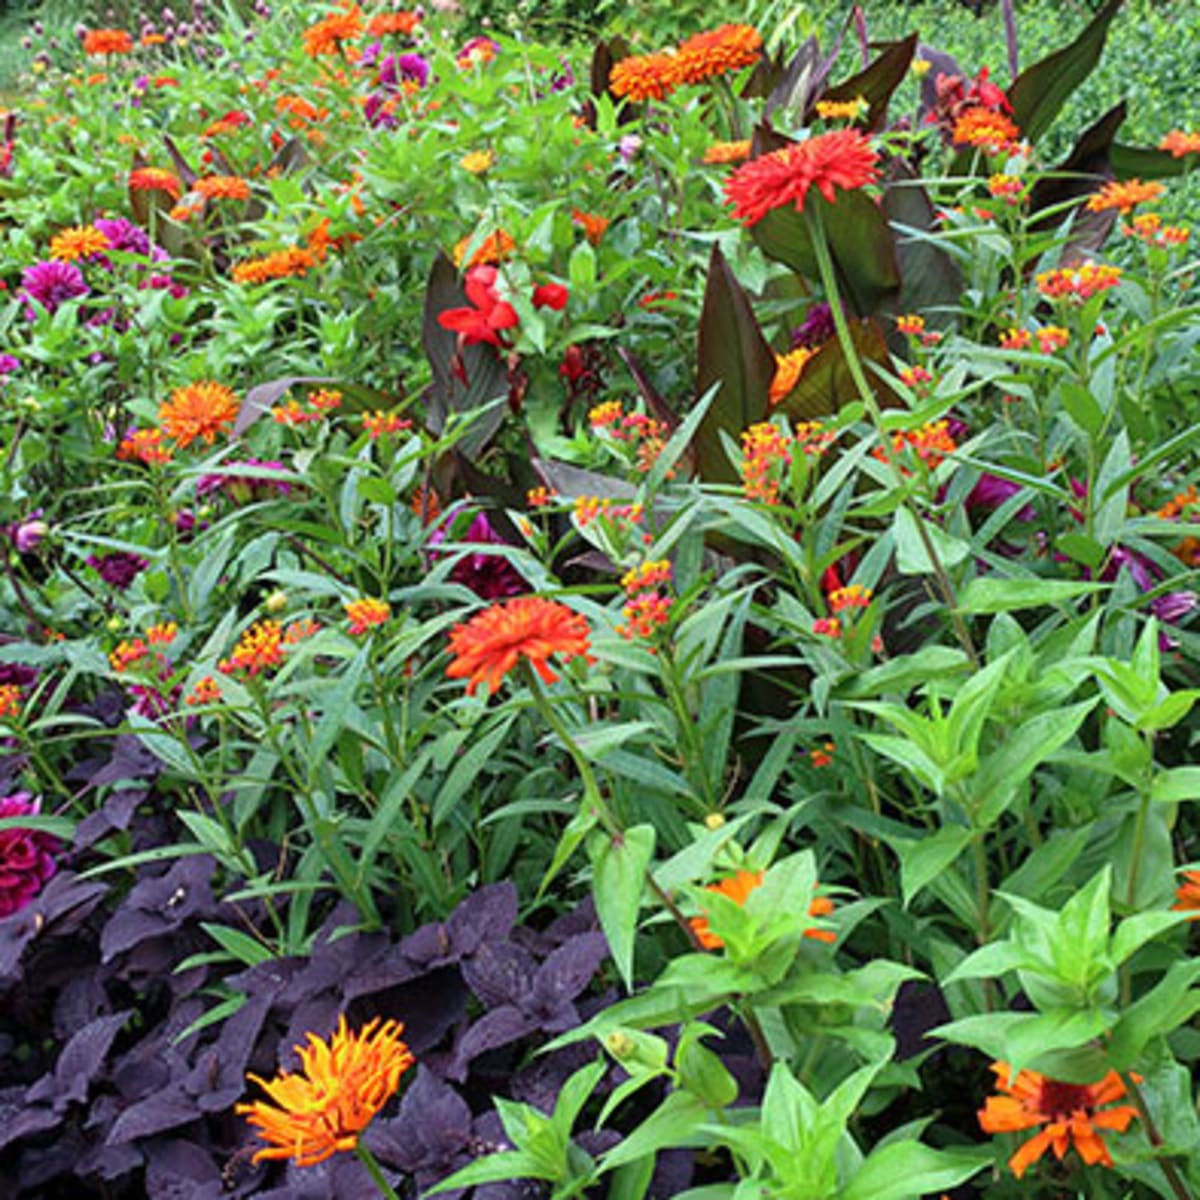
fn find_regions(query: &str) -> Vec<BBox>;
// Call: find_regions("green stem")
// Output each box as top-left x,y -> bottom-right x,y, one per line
1117,1070 -> 1194,1200
355,1141 -> 401,1200
804,204 -> 980,669
972,833 -> 995,1012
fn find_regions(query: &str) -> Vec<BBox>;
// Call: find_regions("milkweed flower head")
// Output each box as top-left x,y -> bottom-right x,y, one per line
446,596 -> 594,696
345,597 -> 391,635
0,793 -> 59,918
219,620 -> 286,677
1123,212 -> 1190,248
688,869 -> 836,950
617,559 -> 673,642
952,106 -> 1021,153
0,684 -> 24,721
237,1015 -> 414,1167
158,382 -> 240,448
978,1061 -> 1138,1178
1086,178 -> 1165,214
741,421 -> 793,505
673,24 -> 762,86
1036,263 -> 1122,302
724,130 -> 880,225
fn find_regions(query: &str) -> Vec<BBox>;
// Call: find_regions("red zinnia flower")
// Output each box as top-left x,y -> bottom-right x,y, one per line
724,130 -> 880,225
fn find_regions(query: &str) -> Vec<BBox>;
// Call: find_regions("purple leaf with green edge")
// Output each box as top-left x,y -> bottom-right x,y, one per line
820,33 -> 918,131
883,162 -> 964,323
422,252 -> 509,456
693,243 -> 774,485
1007,0 -> 1122,145
1029,103 -> 1125,264
531,458 -> 639,502
1109,142 -> 1193,180
776,318 -> 893,421
739,43 -> 784,100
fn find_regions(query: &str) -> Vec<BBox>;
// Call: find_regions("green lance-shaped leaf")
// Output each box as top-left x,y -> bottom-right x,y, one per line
1007,0 -> 1122,145
590,824 -> 656,990
693,243 -> 774,484
819,33 -> 917,131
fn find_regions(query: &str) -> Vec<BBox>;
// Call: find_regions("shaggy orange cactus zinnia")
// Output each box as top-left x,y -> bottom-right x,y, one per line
688,868 -> 836,949
446,596 -> 593,696
158,382 -> 240,448
302,4 -> 365,57
49,225 -> 111,263
978,1062 -> 1138,1178
609,51 -> 680,103
237,1016 -> 414,1167
673,23 -> 762,86
194,175 -> 251,202
82,28 -> 133,55
724,129 -> 880,225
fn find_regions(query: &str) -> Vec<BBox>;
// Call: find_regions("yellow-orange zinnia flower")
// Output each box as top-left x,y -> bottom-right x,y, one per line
688,869 -> 836,949
978,1062 -> 1138,1178
1086,178 -> 1165,214
231,248 -> 317,284
609,51 -> 680,103
703,140 -> 752,165
1160,130 -> 1200,158
673,24 -> 762,86
49,225 -> 111,262
953,107 -> 1021,153
129,167 -> 183,200
724,130 -> 880,225
446,596 -> 593,696
158,381 -> 240,448
237,1015 -> 413,1167
195,175 -> 251,202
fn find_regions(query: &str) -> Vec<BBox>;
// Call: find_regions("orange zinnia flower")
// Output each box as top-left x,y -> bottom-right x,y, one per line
688,869 -> 836,949
674,23 -> 762,86
49,225 -> 111,262
231,247 -> 317,284
158,381 -> 240,448
703,140 -> 752,165
82,28 -> 133,55
129,167 -> 183,200
237,1015 -> 414,1167
724,130 -> 880,225
446,596 -> 593,696
1173,869 -> 1200,916
1160,130 -> 1200,158
609,51 -> 681,103
117,427 -> 174,465
1086,178 -> 1166,214
194,175 -> 251,202
572,209 -> 610,245
952,107 -> 1021,153
303,4 -> 365,57
978,1062 -> 1138,1178
768,347 -> 815,407
345,597 -> 391,635
452,228 -> 516,269
368,11 -> 419,36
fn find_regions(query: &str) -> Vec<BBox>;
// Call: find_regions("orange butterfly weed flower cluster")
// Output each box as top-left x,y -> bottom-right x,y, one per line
219,620 -> 286,677
873,420 -> 957,471
232,247 -> 316,285
573,496 -> 645,530
1035,263 -> 1122,301
368,11 -> 419,37
978,1062 -> 1138,1178
1123,212 -> 1190,249
117,428 -> 174,465
0,685 -> 23,721
274,389 -> 342,427
1086,178 -> 1165,214
345,597 -> 391,635
724,129 -> 880,225
952,107 -> 1022,154
158,382 -> 241,448
617,559 -> 673,642
237,1015 -> 414,1167
363,411 -> 412,439
446,596 -> 594,696
688,869 -> 836,950
571,209 -> 610,246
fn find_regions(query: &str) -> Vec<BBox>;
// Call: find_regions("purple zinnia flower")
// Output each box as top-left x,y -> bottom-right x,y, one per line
94,217 -> 153,258
87,551 -> 149,590
364,92 -> 400,129
0,354 -> 18,375
0,792 -> 59,919
21,259 -> 88,314
430,511 -> 526,600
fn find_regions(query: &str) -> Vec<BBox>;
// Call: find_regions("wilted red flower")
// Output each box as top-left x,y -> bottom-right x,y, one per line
673,23 -> 762,86
979,1062 -> 1138,1178
446,596 -> 593,695
237,1015 -> 414,1166
1086,178 -> 1165,214
437,265 -> 518,348
0,792 -> 59,918
724,130 -> 880,225
158,382 -> 240,448
689,869 -> 836,949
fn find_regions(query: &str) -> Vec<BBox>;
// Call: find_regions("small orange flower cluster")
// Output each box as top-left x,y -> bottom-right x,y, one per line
688,868 -> 836,950
194,175 -> 251,202
610,24 -> 762,103
368,11 -> 419,37
828,584 -> 872,613
1035,326 -> 1070,353
1086,178 -> 1165,214
617,559 -> 673,642
574,496 -> 645,529
899,365 -> 934,390
232,247 -> 317,285
345,597 -> 390,635
1156,486 -> 1199,520
362,411 -> 412,439
460,149 -> 495,174
411,485 -> 441,525
873,421 -> 957,472
815,97 -> 866,122
1035,263 -> 1122,301
1123,212 -> 1190,248
1159,129 -> 1200,158
987,173 -> 1025,202
591,405 -> 673,475
527,486 -> 557,508
812,616 -> 842,638
117,427 -> 174,465
185,675 -> 222,706
453,228 -> 516,270
703,140 -> 751,165
219,620 -> 308,677
896,314 -> 925,336
50,225 -> 111,263
769,347 -> 816,408
1175,870 -> 1200,915
446,596 -> 594,696
588,401 -> 624,429
571,208 -> 609,246
274,388 -> 342,427
809,740 -> 835,767
952,107 -> 1022,154
0,685 -> 24,720
302,3 -> 364,57
741,421 -> 793,505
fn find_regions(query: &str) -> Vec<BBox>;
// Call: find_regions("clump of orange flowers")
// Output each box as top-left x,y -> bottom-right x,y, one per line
1159,129 -> 1200,158
617,559 -> 673,642
82,29 -> 134,55
1086,178 -> 1165,214
0,685 -> 23,721
703,140 -> 751,165
873,421 -> 957,471
219,620 -> 286,678
688,869 -> 836,950
117,427 -> 174,465
158,382 -> 240,448
232,247 -> 316,285
237,1015 -> 414,1167
572,209 -> 610,246
1174,869 -> 1200,916
1123,212 -> 1190,249
49,225 -> 111,263
609,51 -> 682,103
1035,263 -> 1122,301
345,597 -> 391,635
302,3 -> 364,58
978,1061 -> 1138,1178
952,107 -> 1022,154
673,24 -> 762,86
194,175 -> 251,202
363,411 -> 412,439
446,596 -> 594,696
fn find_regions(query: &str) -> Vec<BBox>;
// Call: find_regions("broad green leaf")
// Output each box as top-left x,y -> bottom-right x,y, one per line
893,826 -> 973,907
956,577 -> 1106,613
591,825 -> 655,989
840,1143 -> 989,1200
893,506 -> 970,574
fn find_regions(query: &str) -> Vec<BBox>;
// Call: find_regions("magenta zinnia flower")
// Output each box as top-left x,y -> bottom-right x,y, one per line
431,511 -> 526,600
21,259 -> 89,313
0,793 -> 59,919
87,550 -> 149,590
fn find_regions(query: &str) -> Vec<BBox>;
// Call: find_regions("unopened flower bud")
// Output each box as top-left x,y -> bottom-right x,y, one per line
704,812 -> 726,831
263,589 -> 288,614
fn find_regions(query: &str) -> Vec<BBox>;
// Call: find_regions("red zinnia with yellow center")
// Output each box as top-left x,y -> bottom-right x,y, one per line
446,596 -> 594,696
158,381 -> 240,448
978,1062 -> 1138,1178
688,868 -> 836,949
673,23 -> 762,86
237,1015 -> 414,1167
724,130 -> 880,225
